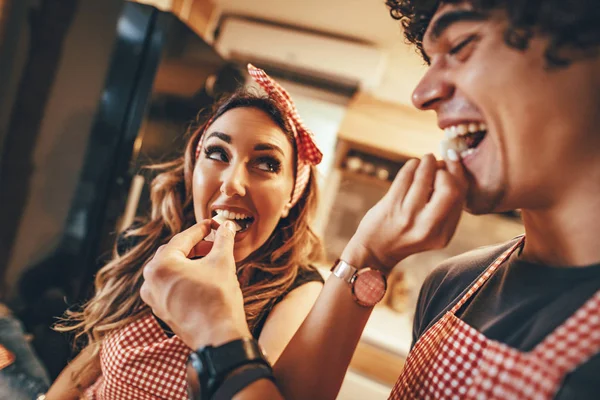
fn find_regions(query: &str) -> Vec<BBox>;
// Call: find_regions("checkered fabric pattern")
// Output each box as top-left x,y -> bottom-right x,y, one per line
390,236 -> 600,399
0,344 -> 15,370
194,64 -> 323,208
84,313 -> 191,400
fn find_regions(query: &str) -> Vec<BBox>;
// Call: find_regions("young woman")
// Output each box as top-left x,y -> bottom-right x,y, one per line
46,65 -> 325,400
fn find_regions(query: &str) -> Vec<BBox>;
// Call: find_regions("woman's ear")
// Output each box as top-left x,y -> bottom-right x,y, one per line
281,203 -> 292,218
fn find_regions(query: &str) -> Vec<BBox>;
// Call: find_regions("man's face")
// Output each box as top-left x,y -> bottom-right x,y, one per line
412,2 -> 600,214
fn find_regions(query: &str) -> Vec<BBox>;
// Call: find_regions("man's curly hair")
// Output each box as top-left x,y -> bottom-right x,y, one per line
386,0 -> 600,68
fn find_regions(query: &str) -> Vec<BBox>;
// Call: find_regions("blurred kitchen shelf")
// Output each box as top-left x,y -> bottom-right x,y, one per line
337,92 -> 440,159
360,304 -> 412,357
339,170 -> 391,190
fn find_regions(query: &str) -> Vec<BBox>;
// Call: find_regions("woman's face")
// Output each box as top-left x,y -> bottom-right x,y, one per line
192,106 -> 296,261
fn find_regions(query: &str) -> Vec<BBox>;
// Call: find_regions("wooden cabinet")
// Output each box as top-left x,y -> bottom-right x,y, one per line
350,340 -> 405,387
128,0 -> 217,41
337,92 -> 440,160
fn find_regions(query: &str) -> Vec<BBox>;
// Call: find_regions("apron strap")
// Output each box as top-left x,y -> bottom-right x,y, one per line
533,290 -> 600,375
449,236 -> 525,315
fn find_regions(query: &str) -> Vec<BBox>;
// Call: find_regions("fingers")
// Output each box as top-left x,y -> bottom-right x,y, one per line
423,169 -> 465,232
167,220 -> 212,257
387,158 -> 420,201
154,244 -> 167,257
444,157 -> 468,193
140,280 -> 152,306
189,241 -> 213,259
188,220 -> 222,259
402,154 -> 437,212
207,221 -> 237,261
433,163 -> 466,246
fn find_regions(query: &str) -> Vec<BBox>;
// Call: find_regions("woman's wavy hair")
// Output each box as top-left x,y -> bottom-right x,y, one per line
386,0 -> 600,68
56,90 -> 324,383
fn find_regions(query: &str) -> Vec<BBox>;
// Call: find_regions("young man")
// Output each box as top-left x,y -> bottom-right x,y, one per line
140,1 -> 600,399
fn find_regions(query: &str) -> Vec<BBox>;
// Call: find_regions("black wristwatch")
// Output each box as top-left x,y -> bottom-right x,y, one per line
186,337 -> 272,400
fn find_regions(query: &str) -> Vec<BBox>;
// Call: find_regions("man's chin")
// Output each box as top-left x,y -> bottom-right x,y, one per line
464,186 -> 506,216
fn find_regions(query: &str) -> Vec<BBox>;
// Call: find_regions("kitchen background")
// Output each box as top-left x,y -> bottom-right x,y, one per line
0,0 -> 524,398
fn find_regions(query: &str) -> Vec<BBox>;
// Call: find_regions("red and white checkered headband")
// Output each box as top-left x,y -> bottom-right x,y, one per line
195,63 -> 323,208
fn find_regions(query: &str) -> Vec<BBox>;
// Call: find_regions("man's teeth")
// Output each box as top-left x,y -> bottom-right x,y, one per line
444,122 -> 487,139
440,139 -> 477,159
439,122 -> 487,159
460,148 -> 476,158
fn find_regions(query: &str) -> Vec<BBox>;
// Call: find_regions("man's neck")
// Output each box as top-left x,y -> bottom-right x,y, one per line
520,178 -> 600,267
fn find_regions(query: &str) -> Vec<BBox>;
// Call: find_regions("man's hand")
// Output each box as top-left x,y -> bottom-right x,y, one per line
342,153 -> 468,273
140,220 -> 251,350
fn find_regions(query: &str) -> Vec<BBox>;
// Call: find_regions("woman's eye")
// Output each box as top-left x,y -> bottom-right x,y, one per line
204,146 -> 229,162
449,34 -> 479,61
255,158 -> 281,173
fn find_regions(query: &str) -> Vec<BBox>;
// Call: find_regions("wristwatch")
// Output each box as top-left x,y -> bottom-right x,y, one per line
186,337 -> 271,400
331,259 -> 387,307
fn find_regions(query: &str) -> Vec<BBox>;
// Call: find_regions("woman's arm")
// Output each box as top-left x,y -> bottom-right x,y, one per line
229,273 -> 371,400
258,281 -> 323,363
142,156 -> 468,400
45,345 -> 101,400
269,157 -> 467,399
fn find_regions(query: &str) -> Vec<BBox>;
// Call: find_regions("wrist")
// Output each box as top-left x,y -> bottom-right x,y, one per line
341,240 -> 393,275
187,336 -> 272,400
192,322 -> 251,351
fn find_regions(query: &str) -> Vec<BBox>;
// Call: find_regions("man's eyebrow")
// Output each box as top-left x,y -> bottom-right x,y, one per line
254,142 -> 284,156
205,131 -> 231,143
428,9 -> 487,41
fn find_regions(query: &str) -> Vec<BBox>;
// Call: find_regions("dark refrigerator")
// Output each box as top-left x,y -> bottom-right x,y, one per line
17,2 -> 242,377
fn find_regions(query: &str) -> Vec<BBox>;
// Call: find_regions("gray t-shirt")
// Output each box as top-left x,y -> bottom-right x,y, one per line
413,239 -> 600,400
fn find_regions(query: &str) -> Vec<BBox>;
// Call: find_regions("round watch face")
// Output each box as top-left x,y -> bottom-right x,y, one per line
352,268 -> 387,307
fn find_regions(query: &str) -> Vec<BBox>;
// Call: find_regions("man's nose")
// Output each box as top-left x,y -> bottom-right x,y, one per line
412,65 -> 454,111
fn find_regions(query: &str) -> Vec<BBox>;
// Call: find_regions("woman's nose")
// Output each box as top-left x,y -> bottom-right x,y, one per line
412,65 -> 454,111
220,163 -> 247,197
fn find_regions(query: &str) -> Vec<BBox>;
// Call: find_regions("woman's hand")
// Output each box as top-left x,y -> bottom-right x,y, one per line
341,153 -> 468,274
140,220 -> 251,350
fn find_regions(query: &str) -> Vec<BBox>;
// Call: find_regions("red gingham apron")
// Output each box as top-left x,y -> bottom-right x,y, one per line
84,313 -> 191,400
390,237 -> 600,400
0,344 -> 15,370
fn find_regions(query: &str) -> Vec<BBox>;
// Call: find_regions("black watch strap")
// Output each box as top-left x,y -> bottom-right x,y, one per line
213,364 -> 274,400
189,337 -> 271,400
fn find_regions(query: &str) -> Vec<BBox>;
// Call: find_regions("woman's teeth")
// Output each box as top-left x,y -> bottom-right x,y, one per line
214,209 -> 251,220
440,122 -> 488,159
211,209 -> 253,232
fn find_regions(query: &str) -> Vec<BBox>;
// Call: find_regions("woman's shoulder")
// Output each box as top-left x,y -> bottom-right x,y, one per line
288,265 -> 325,291
251,265 -> 324,338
